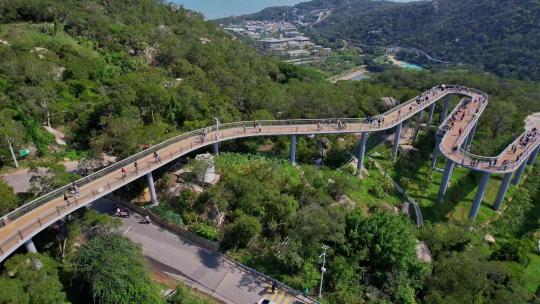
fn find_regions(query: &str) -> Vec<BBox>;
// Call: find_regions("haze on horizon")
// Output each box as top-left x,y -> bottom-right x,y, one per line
171,0 -> 418,19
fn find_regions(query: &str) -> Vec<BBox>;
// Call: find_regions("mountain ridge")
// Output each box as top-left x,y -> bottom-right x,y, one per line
220,0 -> 540,81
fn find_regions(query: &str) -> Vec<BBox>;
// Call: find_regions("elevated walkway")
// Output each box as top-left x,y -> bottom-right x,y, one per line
0,85 -> 538,262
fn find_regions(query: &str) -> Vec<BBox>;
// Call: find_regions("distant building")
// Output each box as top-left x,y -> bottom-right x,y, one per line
260,36 -> 313,50
287,49 -> 310,57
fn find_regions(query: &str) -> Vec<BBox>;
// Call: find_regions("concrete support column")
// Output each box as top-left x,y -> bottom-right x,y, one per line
464,123 -> 477,150
24,239 -> 37,253
493,173 -> 513,211
437,159 -> 455,202
412,111 -> 424,143
213,142 -> 219,155
469,172 -> 491,220
146,172 -> 158,207
290,134 -> 297,165
441,95 -> 451,123
392,122 -> 402,162
427,103 -> 436,127
512,162 -> 527,185
431,135 -> 442,168
356,132 -> 368,176
528,146 -> 539,165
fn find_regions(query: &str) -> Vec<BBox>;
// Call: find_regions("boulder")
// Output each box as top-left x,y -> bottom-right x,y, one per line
484,234 -> 496,244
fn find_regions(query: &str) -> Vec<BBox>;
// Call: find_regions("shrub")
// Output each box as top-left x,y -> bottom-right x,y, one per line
189,222 -> 219,241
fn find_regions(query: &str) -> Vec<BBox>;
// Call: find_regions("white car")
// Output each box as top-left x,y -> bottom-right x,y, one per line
257,299 -> 277,304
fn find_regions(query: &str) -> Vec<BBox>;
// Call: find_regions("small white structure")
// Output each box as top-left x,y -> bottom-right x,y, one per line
194,153 -> 219,184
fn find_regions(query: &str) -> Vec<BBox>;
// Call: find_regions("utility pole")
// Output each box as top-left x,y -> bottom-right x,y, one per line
318,245 -> 329,298
6,137 -> 19,168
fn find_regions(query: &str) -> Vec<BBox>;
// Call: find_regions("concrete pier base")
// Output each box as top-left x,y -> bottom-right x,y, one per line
356,132 -> 368,176
469,172 -> 490,220
24,239 -> 37,253
493,173 -> 512,211
437,159 -> 455,202
392,122 -> 403,162
290,135 -> 297,165
441,95 -> 451,122
512,162 -> 527,185
147,172 -> 158,207
427,103 -> 436,129
213,142 -> 219,155
431,136 -> 442,169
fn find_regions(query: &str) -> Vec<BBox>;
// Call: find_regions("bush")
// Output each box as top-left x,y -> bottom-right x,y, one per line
189,222 -> 219,241
490,240 -> 529,265
369,184 -> 386,198
221,214 -> 261,249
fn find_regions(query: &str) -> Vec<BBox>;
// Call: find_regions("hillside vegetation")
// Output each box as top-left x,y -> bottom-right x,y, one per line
0,0 -> 539,304
226,0 -> 540,81
312,0 -> 540,80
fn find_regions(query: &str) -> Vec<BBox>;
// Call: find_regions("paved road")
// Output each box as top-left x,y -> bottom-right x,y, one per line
2,161 -> 79,193
94,199 -> 309,304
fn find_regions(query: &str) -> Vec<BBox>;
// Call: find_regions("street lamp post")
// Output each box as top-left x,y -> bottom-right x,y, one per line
5,137 -> 19,168
318,245 -> 329,298
213,117 -> 220,137
213,117 -> 220,155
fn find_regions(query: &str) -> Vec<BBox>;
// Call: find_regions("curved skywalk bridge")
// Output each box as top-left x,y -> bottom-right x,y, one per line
0,85 -> 538,262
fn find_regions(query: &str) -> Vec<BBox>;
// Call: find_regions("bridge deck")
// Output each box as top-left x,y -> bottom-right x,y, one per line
0,85 -> 538,261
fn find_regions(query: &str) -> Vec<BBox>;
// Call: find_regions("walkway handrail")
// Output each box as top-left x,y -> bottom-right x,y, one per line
2,118 -> 371,224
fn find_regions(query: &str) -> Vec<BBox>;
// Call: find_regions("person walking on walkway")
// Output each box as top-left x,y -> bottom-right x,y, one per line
121,167 -> 127,179
72,182 -> 80,197
134,161 -> 138,174
64,193 -> 70,207
271,280 -> 278,294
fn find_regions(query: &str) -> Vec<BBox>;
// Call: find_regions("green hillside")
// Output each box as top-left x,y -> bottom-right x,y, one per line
308,0 -> 540,80
0,1 -> 539,303
0,0 -> 392,163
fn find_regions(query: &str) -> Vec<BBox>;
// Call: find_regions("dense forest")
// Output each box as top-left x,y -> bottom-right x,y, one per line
0,0 -> 539,303
224,0 -> 540,81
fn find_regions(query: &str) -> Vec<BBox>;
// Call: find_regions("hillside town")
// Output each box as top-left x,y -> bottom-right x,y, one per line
223,20 -> 331,59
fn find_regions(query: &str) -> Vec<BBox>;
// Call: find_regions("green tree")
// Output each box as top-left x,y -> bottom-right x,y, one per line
222,213 -> 261,249
0,253 -> 68,304
168,284 -> 212,304
344,210 -> 428,302
0,180 -> 19,215
424,252 -> 529,304
73,233 -> 163,304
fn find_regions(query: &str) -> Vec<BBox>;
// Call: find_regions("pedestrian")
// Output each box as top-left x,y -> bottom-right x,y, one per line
257,123 -> 262,133
271,280 -> 278,294
243,123 -> 246,133
121,167 -> 127,178
134,161 -> 138,173
64,193 -> 70,206
72,181 -> 80,197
